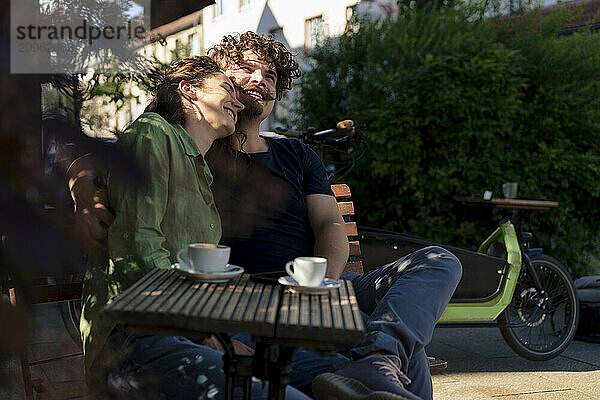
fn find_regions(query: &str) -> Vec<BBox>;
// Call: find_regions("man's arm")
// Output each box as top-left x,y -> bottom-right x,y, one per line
306,194 -> 349,280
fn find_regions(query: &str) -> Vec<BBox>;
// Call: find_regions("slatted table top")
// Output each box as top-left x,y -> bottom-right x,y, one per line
276,279 -> 364,345
103,269 -> 365,348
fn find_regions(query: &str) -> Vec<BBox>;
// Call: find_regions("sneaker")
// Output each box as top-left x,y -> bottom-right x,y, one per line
312,373 -> 419,400
312,354 -> 422,400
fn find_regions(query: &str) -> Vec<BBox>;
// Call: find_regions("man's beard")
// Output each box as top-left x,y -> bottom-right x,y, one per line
238,93 -> 263,121
237,85 -> 276,123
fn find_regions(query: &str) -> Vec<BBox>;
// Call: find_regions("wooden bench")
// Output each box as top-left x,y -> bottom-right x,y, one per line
332,184 -> 364,275
332,184 -> 448,373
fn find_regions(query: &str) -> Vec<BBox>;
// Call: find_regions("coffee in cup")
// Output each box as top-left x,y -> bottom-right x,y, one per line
177,243 -> 230,273
285,257 -> 327,287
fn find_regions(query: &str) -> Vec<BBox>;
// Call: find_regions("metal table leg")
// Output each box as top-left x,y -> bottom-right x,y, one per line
253,344 -> 297,400
214,333 -> 236,400
214,333 -> 253,400
214,335 -> 298,400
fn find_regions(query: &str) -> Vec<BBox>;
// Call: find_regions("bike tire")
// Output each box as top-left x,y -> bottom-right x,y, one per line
58,273 -> 83,347
498,253 -> 579,361
59,299 -> 82,347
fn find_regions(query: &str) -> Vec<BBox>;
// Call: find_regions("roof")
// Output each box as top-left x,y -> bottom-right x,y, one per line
149,10 -> 203,42
541,0 -> 600,29
149,0 -> 214,28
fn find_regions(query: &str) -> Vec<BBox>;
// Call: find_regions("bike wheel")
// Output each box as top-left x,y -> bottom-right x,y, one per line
59,274 -> 83,347
59,299 -> 82,346
498,253 -> 579,361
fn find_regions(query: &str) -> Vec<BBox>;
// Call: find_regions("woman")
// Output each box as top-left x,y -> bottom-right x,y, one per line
79,56 -> 248,398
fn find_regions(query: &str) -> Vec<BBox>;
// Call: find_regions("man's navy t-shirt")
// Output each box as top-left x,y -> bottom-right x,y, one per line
207,136 -> 333,273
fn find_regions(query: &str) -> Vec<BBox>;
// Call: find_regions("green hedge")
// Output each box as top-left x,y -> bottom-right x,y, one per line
295,5 -> 600,277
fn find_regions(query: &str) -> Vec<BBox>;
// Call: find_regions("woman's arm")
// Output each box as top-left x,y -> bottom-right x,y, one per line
108,123 -> 172,286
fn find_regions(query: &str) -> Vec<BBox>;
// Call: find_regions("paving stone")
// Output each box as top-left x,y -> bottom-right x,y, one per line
35,377 -> 90,400
432,380 -> 497,399
492,389 -> 596,399
429,327 -> 517,358
38,355 -> 85,383
29,339 -> 80,361
30,303 -> 64,330
559,340 -> 600,368
429,326 -> 600,399
0,358 -> 25,400
538,371 -> 600,399
439,371 -> 568,396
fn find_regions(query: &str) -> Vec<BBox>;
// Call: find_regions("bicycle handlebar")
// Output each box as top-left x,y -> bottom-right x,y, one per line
274,127 -> 301,138
273,119 -> 366,181
336,120 -> 355,136
274,119 -> 355,140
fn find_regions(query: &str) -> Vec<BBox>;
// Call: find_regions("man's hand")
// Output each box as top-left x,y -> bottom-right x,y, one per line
202,335 -> 255,356
67,155 -> 114,253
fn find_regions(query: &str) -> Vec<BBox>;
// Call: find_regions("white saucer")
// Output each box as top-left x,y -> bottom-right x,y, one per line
172,263 -> 244,282
278,276 -> 341,294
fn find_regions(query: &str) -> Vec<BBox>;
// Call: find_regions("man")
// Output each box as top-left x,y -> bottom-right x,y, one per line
71,32 -> 462,400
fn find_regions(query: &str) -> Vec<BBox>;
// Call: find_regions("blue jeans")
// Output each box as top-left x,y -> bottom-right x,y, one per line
283,246 -> 462,400
98,246 -> 460,400
99,334 -> 311,400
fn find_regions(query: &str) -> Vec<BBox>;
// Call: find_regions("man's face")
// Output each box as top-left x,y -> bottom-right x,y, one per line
225,50 -> 277,123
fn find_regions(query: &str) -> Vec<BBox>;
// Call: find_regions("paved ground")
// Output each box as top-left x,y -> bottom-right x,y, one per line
428,327 -> 600,399
2,303 -> 599,399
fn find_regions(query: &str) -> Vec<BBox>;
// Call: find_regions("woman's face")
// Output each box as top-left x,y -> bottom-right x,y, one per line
188,73 -> 244,138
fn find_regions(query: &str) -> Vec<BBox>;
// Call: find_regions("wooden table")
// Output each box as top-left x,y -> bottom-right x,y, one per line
454,196 -> 559,211
103,269 -> 365,400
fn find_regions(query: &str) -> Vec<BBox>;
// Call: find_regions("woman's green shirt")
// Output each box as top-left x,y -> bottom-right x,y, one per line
80,112 -> 222,373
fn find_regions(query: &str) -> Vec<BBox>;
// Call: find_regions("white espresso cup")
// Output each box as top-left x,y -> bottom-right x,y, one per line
285,257 -> 327,287
177,243 -> 230,273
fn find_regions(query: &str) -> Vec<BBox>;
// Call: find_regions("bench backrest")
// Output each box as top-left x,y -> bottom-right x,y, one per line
332,184 -> 364,275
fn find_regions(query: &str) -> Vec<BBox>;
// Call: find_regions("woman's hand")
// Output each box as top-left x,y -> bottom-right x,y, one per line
68,155 -> 114,253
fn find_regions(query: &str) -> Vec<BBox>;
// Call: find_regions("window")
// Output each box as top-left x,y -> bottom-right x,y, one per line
214,0 -> 224,17
174,38 -> 183,58
188,32 -> 200,56
305,15 -> 324,50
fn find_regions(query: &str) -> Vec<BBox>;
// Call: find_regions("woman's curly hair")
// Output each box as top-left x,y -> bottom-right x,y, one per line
207,31 -> 301,100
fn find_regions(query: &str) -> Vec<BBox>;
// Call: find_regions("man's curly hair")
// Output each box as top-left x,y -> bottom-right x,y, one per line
207,31 -> 301,100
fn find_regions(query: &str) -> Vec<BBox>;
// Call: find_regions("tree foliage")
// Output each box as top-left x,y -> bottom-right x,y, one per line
295,4 -> 600,276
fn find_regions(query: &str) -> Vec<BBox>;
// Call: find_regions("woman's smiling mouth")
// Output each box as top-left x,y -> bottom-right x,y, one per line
224,107 -> 236,123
